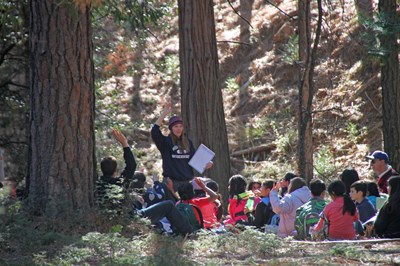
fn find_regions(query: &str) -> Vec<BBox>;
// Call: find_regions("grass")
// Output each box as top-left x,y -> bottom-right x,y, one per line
1,196 -> 400,266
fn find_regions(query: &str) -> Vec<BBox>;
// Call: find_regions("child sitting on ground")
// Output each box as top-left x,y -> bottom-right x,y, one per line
245,179 -> 262,217
312,180 -> 359,240
177,177 -> 219,229
374,176 -> 400,238
224,175 -> 249,226
270,177 -> 311,237
205,179 -> 224,223
295,179 -> 327,240
350,180 -> 376,224
249,179 -> 276,230
366,181 -> 380,210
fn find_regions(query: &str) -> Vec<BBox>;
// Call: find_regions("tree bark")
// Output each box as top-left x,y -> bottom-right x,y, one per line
297,0 -> 323,183
178,0 -> 231,203
379,0 -> 400,171
29,0 -> 95,217
297,0 -> 313,182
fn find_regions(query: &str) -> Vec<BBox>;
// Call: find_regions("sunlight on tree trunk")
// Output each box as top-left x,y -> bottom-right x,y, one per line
178,0 -> 231,203
29,0 -> 95,217
379,0 -> 400,172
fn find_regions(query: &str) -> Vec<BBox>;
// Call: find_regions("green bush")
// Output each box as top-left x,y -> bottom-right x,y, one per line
314,145 -> 337,179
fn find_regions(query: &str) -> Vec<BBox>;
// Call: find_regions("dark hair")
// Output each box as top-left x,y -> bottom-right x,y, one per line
309,179 -> 326,196
350,180 -> 368,197
367,181 -> 380,197
283,172 -> 297,182
129,171 -> 146,189
228,175 -> 247,198
206,180 -> 219,192
262,179 -> 275,190
328,180 -> 356,216
340,168 -> 360,195
247,180 -> 262,191
288,177 -> 306,193
206,180 -> 223,221
178,182 -> 194,200
386,176 -> 400,214
100,156 -> 117,176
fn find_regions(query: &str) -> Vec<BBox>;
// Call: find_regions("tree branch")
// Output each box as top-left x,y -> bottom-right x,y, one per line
231,143 -> 276,157
265,0 -> 296,20
0,43 -> 16,65
226,0 -> 253,29
216,40 -> 251,45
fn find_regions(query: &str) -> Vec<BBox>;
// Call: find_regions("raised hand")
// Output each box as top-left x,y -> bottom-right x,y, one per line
112,129 -> 129,147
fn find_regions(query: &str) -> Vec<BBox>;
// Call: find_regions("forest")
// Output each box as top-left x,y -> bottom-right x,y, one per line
1,0 -> 400,265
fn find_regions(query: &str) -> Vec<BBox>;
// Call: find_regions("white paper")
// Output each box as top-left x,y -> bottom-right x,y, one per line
189,144 -> 215,174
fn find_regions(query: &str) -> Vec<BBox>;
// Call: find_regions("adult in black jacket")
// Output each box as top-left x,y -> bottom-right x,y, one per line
151,102 -> 212,191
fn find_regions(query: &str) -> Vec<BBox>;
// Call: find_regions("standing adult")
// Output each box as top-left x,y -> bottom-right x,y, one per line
366,150 -> 399,194
151,102 -> 212,191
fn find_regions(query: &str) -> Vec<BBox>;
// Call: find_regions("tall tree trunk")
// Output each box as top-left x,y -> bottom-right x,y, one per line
379,0 -> 400,171
297,0 -> 323,183
354,0 -> 375,71
297,0 -> 313,182
178,0 -> 231,203
29,0 -> 95,217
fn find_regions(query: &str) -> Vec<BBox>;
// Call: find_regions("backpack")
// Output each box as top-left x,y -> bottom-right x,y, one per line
295,198 -> 326,240
176,202 -> 204,231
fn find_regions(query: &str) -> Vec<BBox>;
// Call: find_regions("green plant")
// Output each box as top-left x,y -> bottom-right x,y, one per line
271,120 -> 297,160
314,145 -> 337,179
345,122 -> 367,143
281,34 -> 299,65
330,244 -> 362,259
225,77 -> 240,92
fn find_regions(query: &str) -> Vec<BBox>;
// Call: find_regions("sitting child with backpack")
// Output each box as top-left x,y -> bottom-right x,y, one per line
295,179 -> 327,240
270,177 -> 311,237
177,177 -> 219,230
311,180 -> 359,240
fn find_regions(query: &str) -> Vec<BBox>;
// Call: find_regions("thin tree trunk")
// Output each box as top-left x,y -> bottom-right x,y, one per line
29,0 -> 95,217
379,0 -> 400,171
297,0 -> 313,182
178,0 -> 231,203
297,0 -> 323,183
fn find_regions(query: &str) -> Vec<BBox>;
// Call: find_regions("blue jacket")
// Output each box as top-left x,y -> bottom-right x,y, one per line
151,124 -> 195,181
356,197 -> 376,223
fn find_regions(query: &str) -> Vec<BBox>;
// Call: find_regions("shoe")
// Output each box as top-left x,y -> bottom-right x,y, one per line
129,201 -> 143,218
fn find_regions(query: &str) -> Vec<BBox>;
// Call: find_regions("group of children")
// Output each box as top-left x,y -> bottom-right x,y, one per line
97,109 -> 400,239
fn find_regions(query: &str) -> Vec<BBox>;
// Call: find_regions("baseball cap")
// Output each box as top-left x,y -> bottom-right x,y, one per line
366,150 -> 389,163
